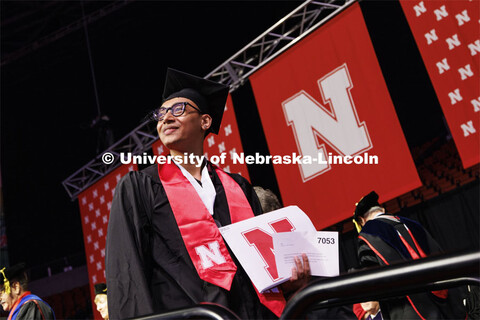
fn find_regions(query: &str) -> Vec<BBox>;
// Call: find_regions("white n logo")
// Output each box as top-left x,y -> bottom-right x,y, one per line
195,241 -> 226,269
413,1 -> 426,17
282,64 -> 372,181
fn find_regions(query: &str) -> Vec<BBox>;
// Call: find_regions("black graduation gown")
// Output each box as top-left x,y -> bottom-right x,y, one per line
357,214 -> 466,320
15,300 -> 55,320
106,163 -> 276,320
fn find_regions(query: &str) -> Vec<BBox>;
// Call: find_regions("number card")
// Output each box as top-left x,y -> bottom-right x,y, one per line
273,231 -> 339,279
218,206 -> 317,293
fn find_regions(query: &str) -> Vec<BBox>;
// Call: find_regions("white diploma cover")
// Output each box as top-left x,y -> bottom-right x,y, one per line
219,206 -> 339,293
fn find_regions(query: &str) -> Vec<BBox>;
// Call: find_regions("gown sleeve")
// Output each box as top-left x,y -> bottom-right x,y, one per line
17,300 -> 55,320
357,237 -> 382,268
106,172 -> 155,319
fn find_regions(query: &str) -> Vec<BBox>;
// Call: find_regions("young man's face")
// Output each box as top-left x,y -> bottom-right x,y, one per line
0,287 -> 17,312
157,97 -> 208,152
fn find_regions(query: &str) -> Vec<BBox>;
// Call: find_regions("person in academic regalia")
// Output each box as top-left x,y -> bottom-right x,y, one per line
353,191 -> 466,320
94,283 -> 109,320
0,263 -> 55,320
105,68 -> 310,320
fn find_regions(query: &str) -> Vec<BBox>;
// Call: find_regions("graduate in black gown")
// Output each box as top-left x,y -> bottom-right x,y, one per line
0,263 -> 55,320
353,191 -> 466,320
106,69 -> 310,320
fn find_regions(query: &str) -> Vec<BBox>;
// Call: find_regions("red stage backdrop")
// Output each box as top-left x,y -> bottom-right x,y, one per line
399,0 -> 479,168
249,2 -> 421,230
152,94 -> 250,178
78,164 -> 137,319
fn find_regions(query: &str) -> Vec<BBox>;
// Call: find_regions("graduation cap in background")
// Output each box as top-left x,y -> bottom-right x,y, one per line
0,263 -> 26,294
162,68 -> 229,134
94,283 -> 107,295
352,191 -> 380,233
353,191 -> 380,221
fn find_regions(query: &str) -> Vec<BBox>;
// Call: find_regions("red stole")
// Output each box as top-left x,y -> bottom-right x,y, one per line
158,162 -> 286,317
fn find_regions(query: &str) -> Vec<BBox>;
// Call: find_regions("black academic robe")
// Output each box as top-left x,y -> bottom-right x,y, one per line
358,214 -> 466,320
106,163 -> 276,320
14,300 -> 55,320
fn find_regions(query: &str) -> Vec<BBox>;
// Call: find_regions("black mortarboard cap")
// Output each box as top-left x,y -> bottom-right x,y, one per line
94,283 -> 107,295
1,263 -> 26,282
1,263 -> 26,293
162,68 -> 229,134
354,191 -> 380,220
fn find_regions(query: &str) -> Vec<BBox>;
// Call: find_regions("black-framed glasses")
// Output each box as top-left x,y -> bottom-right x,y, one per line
152,102 -> 202,122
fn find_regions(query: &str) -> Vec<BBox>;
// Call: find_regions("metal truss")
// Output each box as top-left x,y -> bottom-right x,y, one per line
62,0 -> 355,200
205,0 -> 353,89
1,0 -> 133,67
62,120 -> 158,199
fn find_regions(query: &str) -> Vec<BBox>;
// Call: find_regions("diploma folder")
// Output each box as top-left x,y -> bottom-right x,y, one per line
219,206 -> 323,293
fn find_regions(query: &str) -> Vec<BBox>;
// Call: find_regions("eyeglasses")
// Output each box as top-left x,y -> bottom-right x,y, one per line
152,102 -> 202,122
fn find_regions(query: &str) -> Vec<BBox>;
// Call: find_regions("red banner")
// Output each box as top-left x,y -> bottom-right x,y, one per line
78,164 -> 137,319
204,94 -> 250,178
153,94 -> 250,178
399,0 -> 479,168
249,3 -> 421,230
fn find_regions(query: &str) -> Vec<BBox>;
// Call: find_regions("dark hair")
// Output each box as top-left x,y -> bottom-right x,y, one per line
2,272 -> 29,292
254,186 -> 282,213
